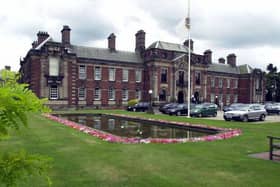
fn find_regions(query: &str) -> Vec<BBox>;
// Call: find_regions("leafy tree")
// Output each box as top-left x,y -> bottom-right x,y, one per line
0,69 -> 52,186
265,64 -> 280,102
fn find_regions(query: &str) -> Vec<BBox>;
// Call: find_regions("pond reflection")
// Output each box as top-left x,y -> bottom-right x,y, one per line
57,114 -> 214,139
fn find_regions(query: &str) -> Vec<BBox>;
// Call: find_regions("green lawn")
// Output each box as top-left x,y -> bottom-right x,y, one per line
1,110 -> 280,187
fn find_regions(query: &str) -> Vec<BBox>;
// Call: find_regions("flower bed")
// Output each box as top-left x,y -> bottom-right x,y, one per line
43,113 -> 242,144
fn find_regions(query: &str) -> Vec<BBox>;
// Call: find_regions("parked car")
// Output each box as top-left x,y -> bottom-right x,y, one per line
265,103 -> 280,115
159,103 -> 178,114
127,102 -> 150,112
190,103 -> 218,117
223,104 -> 267,122
223,103 -> 245,112
166,103 -> 194,116
166,103 -> 190,116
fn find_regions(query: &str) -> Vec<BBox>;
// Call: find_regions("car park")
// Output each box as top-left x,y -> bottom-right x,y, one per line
190,103 -> 218,117
127,102 -> 150,112
265,103 -> 280,115
223,104 -> 267,122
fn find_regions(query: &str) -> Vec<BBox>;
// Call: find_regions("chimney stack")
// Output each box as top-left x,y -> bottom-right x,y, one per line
108,33 -> 116,51
218,57 -> 225,64
204,49 -> 212,64
61,25 -> 71,47
135,30 -> 145,53
37,31 -> 49,45
227,53 -> 237,67
183,39 -> 194,51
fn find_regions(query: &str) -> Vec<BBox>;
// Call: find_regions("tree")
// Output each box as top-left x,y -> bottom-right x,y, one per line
0,69 -> 52,186
265,64 -> 280,102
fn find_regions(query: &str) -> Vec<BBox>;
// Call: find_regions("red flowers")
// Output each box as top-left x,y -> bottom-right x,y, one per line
43,114 -> 241,144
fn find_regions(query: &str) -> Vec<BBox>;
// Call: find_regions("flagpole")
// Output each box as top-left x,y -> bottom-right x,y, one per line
187,0 -> 191,118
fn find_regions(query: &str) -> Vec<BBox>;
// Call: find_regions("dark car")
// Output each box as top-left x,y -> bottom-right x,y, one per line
159,103 -> 178,114
127,102 -> 150,112
265,103 -> 280,115
223,103 -> 245,112
166,103 -> 190,116
190,103 -> 218,117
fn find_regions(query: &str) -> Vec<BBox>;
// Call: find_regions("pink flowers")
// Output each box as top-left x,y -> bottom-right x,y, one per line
43,114 -> 242,144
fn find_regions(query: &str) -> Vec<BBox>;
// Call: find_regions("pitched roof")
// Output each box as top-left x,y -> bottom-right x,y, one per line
70,45 -> 143,64
208,63 -> 240,74
147,41 -> 191,53
208,63 -> 253,74
238,64 -> 253,74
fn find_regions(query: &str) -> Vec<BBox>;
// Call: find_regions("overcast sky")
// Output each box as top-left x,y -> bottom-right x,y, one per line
0,0 -> 279,71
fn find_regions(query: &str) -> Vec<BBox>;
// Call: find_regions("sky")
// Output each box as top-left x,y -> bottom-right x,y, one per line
0,0 -> 279,71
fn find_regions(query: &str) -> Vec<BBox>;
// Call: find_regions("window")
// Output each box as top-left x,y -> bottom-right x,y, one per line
79,65 -> 86,79
219,79 -> 223,88
122,89 -> 128,101
256,78 -> 260,89
211,78 -> 215,88
94,119 -> 101,129
123,69 -> 129,82
109,68 -> 115,81
78,87 -> 86,100
195,71 -> 201,85
161,68 -> 167,83
210,93 -> 215,103
226,94 -> 231,105
135,70 -> 142,82
49,85 -> 58,100
136,89 -> 141,100
219,94 -> 223,104
94,88 -> 101,100
227,79 -> 230,88
178,71 -> 184,84
108,87 -> 115,100
159,89 -> 166,101
94,66 -> 101,80
234,79 -> 238,88
234,95 -> 238,103
49,57 -> 59,76
108,119 -> 115,130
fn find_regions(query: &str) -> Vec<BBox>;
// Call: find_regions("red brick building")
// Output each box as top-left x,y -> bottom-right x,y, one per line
19,26 -> 265,109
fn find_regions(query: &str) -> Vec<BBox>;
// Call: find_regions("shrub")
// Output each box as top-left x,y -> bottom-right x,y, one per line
128,99 -> 138,106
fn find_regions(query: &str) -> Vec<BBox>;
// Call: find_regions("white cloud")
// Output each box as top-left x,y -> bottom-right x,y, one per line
0,0 -> 279,71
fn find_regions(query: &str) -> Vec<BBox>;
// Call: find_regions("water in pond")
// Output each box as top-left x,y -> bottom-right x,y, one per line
56,114 -> 217,139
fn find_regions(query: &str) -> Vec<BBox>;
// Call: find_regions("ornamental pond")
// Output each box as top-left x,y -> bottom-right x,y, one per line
55,113 -> 220,139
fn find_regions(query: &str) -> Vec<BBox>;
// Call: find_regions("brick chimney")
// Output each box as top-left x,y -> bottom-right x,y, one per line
108,33 -> 116,51
218,57 -> 225,64
183,39 -> 194,51
204,49 -> 212,64
37,31 -> 49,45
135,30 -> 145,53
61,25 -> 71,46
227,53 -> 237,67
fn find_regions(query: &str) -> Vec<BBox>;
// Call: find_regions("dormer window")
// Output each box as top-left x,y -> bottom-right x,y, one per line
49,57 -> 59,76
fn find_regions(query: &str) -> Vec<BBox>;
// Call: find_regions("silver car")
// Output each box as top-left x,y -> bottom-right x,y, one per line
223,104 -> 267,122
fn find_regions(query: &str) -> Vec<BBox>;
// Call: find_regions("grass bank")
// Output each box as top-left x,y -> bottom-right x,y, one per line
1,110 -> 279,187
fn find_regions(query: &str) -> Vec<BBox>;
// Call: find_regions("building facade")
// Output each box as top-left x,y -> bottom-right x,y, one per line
19,26 -> 265,109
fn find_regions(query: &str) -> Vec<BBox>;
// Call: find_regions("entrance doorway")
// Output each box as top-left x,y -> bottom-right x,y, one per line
178,91 -> 184,103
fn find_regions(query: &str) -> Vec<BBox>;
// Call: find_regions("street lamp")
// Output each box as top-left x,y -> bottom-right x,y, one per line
147,89 -> 154,114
